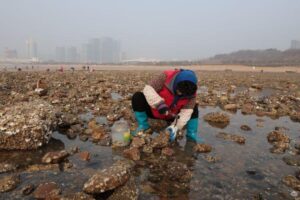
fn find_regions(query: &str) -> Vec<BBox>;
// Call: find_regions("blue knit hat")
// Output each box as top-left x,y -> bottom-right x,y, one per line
173,70 -> 197,92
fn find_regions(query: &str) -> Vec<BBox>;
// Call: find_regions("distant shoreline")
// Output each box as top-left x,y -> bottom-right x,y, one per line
0,64 -> 300,73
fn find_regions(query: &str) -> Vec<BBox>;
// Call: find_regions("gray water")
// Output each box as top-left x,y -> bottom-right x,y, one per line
0,106 -> 299,199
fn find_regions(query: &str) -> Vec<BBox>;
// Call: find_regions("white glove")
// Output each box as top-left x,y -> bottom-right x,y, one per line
166,125 -> 178,142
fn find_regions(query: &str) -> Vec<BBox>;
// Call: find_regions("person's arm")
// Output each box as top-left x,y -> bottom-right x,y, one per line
143,73 -> 166,108
173,98 -> 196,129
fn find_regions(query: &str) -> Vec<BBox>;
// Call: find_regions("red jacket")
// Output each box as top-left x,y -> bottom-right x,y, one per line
151,70 -> 195,119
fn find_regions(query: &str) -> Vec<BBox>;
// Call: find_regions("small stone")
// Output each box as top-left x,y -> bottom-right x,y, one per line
150,131 -> 170,149
130,137 -> 145,148
21,184 -> 35,195
241,103 -> 254,115
283,156 -> 300,166
296,170 -> 300,180
251,84 -> 263,90
69,146 -> 80,154
42,150 -> 69,164
34,182 -> 61,199
142,145 -> 153,154
83,160 -> 134,194
295,143 -> 300,150
0,163 -> 17,174
123,147 -> 140,161
267,130 -> 290,154
79,151 -> 91,161
161,147 -> 175,156
26,164 -> 60,172
203,155 -> 220,163
204,112 -> 230,128
193,144 -> 212,153
282,175 -> 300,191
224,104 -> 238,111
290,191 -> 298,198
267,131 -> 290,143
240,125 -> 252,131
107,177 -> 138,200
217,132 -> 246,144
0,174 -> 20,193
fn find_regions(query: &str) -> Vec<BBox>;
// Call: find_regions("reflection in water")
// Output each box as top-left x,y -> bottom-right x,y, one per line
0,138 -> 65,168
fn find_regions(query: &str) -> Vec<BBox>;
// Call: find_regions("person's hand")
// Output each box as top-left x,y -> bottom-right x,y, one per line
166,125 -> 178,142
157,102 -> 169,115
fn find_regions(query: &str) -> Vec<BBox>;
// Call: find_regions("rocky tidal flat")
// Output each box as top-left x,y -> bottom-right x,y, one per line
0,70 -> 299,199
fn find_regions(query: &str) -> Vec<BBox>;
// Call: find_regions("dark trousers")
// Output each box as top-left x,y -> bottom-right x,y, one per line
131,92 -> 198,120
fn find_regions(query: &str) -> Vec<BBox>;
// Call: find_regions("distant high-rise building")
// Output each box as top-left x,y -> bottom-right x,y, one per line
55,47 -> 66,62
291,40 -> 300,49
26,39 -> 38,59
100,37 -> 121,64
66,46 -> 78,62
80,37 -> 121,63
4,48 -> 18,59
89,38 -> 101,63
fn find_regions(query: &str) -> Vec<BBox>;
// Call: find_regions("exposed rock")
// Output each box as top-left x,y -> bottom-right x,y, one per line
123,147 -> 140,161
251,84 -> 263,90
161,147 -> 175,157
291,112 -> 300,122
282,175 -> 300,191
267,130 -> 290,153
34,182 -> 61,199
21,184 -> 35,195
79,134 -> 89,142
241,103 -> 254,115
224,104 -> 238,111
107,177 -> 138,200
0,100 -> 57,150
0,163 -> 17,174
165,161 -> 192,183
130,137 -> 145,148
217,132 -> 246,144
283,156 -> 300,166
203,155 -> 220,163
204,112 -> 230,128
142,145 -> 153,154
57,113 -> 80,129
66,124 -> 83,139
79,151 -> 91,161
60,192 -> 95,200
41,150 -> 69,164
88,120 -> 110,144
193,144 -> 212,153
0,174 -> 20,193
270,142 -> 290,154
25,164 -> 60,173
295,143 -> 300,150
240,125 -> 252,131
296,170 -> 300,180
268,128 -> 287,138
150,132 -> 170,149
83,160 -> 134,194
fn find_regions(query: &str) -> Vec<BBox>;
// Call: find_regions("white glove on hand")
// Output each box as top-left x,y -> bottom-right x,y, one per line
166,125 -> 178,142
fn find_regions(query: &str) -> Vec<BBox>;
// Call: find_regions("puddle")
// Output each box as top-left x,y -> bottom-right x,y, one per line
1,107 -> 300,199
111,92 -> 123,100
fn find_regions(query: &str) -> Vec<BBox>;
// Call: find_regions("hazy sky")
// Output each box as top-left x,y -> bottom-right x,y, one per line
0,0 -> 300,60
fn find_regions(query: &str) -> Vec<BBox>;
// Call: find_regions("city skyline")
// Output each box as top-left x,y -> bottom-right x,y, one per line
1,0 -> 300,61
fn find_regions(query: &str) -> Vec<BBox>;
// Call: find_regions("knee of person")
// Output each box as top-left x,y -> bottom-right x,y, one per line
132,92 -> 144,101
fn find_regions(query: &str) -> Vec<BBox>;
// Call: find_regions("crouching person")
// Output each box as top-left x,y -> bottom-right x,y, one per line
131,69 -> 203,144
